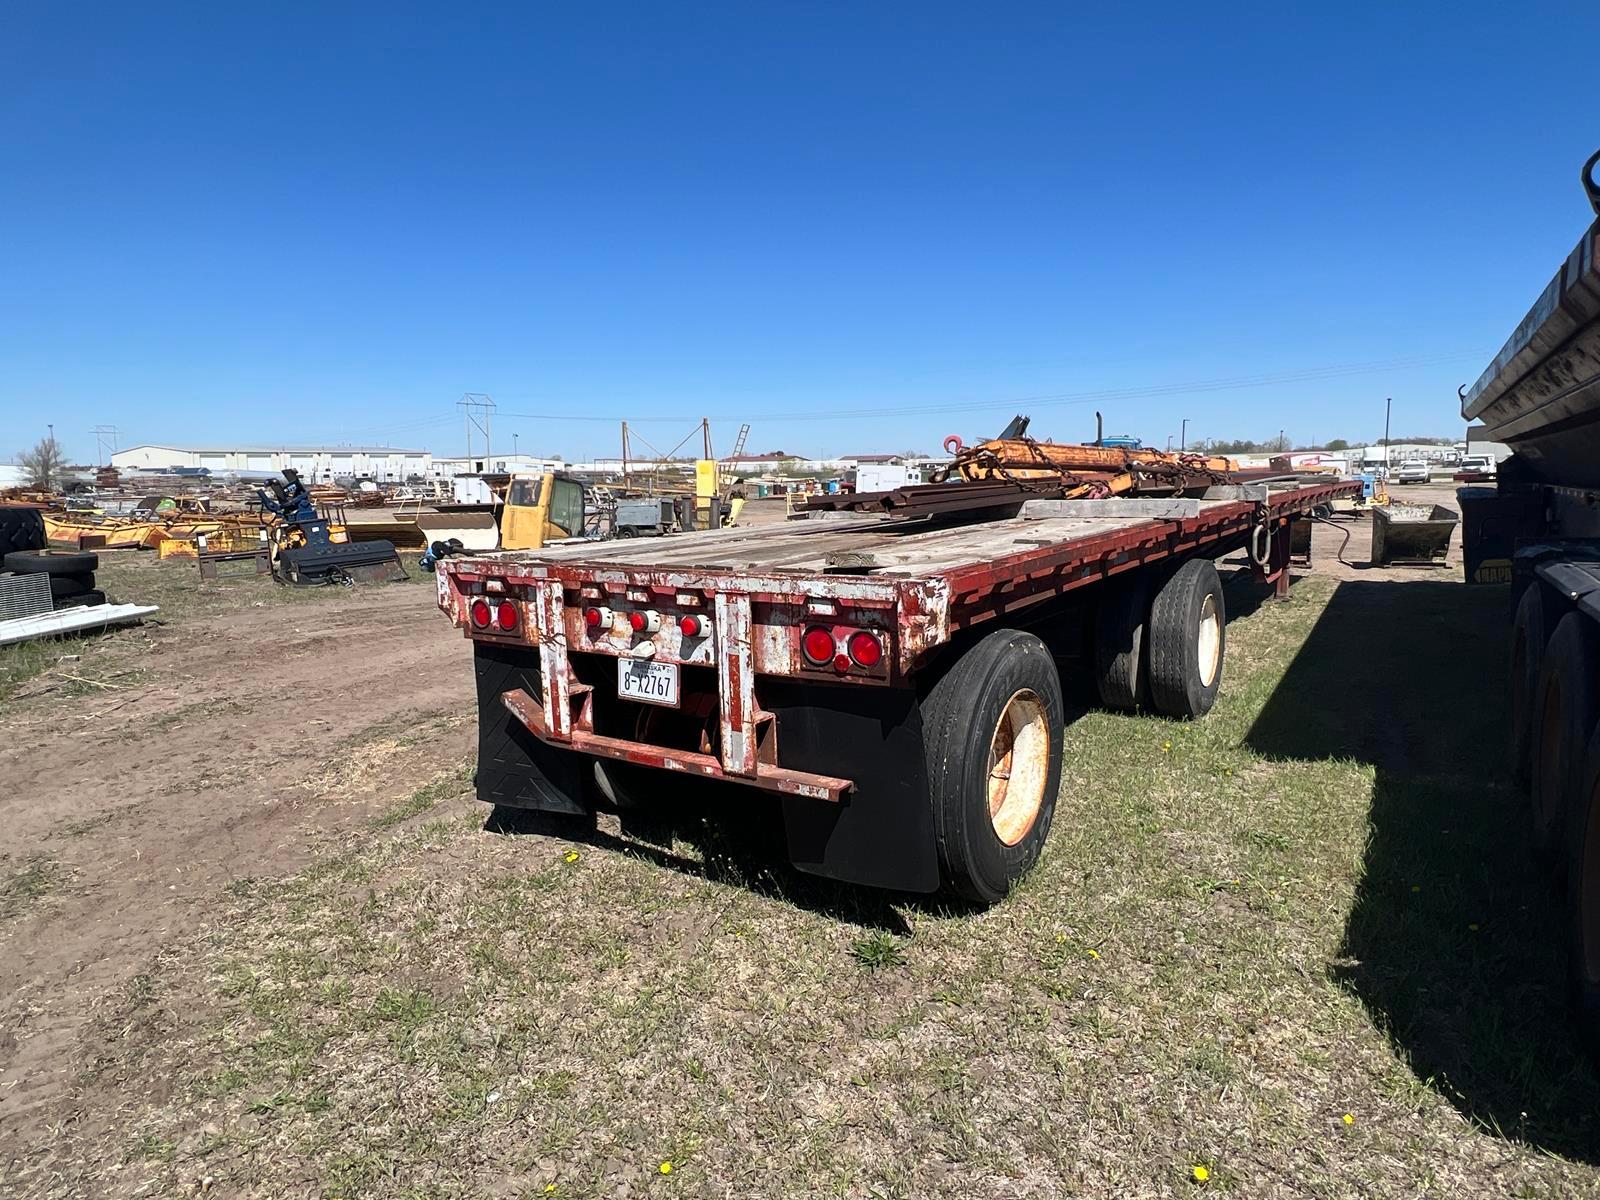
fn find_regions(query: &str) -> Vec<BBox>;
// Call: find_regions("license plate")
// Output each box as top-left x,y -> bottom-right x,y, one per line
617,658 -> 680,707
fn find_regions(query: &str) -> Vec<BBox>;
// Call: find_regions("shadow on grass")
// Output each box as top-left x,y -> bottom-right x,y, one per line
1245,579 -> 1600,1160
483,789 -> 946,935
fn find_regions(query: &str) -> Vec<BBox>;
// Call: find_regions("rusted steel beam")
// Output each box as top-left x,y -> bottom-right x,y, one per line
500,687 -> 851,801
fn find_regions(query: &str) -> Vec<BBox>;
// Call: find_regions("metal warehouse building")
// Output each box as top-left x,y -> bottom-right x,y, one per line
110,444 -> 433,482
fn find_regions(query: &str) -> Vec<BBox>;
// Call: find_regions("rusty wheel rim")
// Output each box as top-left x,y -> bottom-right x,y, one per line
987,688 -> 1049,846
1197,592 -> 1222,688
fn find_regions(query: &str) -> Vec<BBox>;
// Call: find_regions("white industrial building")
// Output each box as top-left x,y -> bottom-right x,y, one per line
111,444 -> 433,482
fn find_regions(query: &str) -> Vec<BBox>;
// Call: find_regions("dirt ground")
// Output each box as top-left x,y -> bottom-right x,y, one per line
0,563 -> 474,1150
8,486 -> 1580,1200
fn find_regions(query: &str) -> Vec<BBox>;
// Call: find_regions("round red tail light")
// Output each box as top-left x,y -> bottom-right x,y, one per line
847,630 -> 883,668
584,607 -> 603,628
802,626 -> 836,665
496,601 -> 518,631
629,611 -> 647,632
469,599 -> 491,628
679,614 -> 705,637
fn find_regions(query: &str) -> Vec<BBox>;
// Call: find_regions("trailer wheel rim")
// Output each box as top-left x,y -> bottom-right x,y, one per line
1585,774 -> 1600,984
987,689 -> 1049,846
1197,592 -> 1222,688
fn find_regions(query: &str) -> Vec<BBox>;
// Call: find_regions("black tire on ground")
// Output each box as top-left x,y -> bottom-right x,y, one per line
1093,578 -> 1147,710
1566,719 -> 1600,1059
1532,614 -> 1600,867
4,548 -> 98,575
48,572 -> 96,599
54,589 -> 106,609
1511,583 -> 1552,788
0,508 -> 47,558
1147,558 -> 1227,719
924,627 -> 1064,904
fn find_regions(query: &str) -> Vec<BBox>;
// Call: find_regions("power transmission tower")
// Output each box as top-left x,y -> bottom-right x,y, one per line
92,425 -> 121,466
458,393 -> 496,469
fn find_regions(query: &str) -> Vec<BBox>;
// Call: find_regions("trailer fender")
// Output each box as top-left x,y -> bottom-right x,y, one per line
763,680 -> 941,893
473,642 -> 591,816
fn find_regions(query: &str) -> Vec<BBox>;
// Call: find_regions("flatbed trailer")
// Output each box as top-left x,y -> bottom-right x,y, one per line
1460,152 -> 1600,1054
439,476 -> 1355,901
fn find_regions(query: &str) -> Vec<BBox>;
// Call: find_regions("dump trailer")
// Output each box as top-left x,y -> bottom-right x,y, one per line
439,455 -> 1353,903
1459,151 -> 1600,1053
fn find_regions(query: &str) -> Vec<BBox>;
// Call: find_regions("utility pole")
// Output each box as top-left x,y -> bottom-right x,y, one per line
1383,397 -> 1392,468
513,432 -> 519,459
1166,435 -> 1173,451
1279,428 -> 1286,452
92,425 -> 121,466
1180,419 -> 1188,453
458,393 -> 496,470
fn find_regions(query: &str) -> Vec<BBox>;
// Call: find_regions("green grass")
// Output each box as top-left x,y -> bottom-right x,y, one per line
21,572 -> 1600,1199
0,855 -> 61,921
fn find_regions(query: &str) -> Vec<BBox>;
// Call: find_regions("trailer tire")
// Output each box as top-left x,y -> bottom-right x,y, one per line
48,572 -> 95,598
1568,720 -> 1600,1057
925,628 -> 1063,904
1093,579 -> 1147,710
1532,614 -> 1600,867
1147,559 -> 1226,719
4,549 -> 97,575
0,509 -> 47,558
1512,583 -> 1552,788
54,589 -> 106,609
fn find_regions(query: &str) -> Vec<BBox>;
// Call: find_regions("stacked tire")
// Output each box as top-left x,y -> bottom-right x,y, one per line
2,549 -> 104,609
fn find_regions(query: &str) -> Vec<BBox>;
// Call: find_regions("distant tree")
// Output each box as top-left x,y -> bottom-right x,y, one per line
18,436 -> 67,489
900,449 -> 929,459
1325,438 -> 1350,452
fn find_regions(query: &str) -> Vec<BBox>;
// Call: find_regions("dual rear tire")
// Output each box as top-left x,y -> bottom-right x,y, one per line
1093,559 -> 1226,719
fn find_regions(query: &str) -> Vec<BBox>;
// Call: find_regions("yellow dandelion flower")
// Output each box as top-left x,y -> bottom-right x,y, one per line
1342,1113 -> 1354,1125
1087,948 -> 1100,959
659,1161 -> 673,1175
563,849 -> 580,864
1410,885 -> 1420,893
1162,741 -> 1173,752
1192,1164 -> 1210,1182
1468,923 -> 1480,931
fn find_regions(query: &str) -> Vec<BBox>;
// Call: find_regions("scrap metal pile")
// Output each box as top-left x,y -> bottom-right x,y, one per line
801,420 -> 1272,521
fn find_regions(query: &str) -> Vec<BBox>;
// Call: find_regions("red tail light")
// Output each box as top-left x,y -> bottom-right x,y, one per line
628,610 -> 661,634
585,607 -> 603,628
679,614 -> 707,637
847,630 -> 883,667
802,626 -> 836,664
496,601 -> 519,631
629,611 -> 647,632
469,599 -> 491,628
832,653 -> 851,674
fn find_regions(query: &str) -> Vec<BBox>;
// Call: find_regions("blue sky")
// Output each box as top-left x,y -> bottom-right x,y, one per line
3,2 -> 1598,464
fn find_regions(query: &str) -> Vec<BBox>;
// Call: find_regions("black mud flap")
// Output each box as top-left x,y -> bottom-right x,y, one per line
473,643 -> 590,815
762,680 -> 940,893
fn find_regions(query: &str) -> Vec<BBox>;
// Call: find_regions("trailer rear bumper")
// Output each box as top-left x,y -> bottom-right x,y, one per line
500,687 -> 854,802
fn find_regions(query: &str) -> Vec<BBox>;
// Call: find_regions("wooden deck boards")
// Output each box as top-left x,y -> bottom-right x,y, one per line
517,508 -> 1184,576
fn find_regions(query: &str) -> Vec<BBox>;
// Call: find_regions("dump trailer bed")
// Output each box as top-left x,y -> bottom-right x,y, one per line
1462,156 -> 1600,485
439,477 -> 1354,899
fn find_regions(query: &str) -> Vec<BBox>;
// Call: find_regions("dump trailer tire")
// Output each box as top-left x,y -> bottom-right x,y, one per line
48,572 -> 96,599
54,589 -> 106,609
1147,558 -> 1226,719
4,549 -> 98,575
1093,578 -> 1147,710
0,509 -> 47,558
1511,583 -> 1552,788
924,628 -> 1064,904
1567,719 -> 1600,1059
1532,614 -> 1600,867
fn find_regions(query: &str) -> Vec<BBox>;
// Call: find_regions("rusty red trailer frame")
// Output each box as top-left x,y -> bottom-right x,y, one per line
440,479 -> 1354,812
